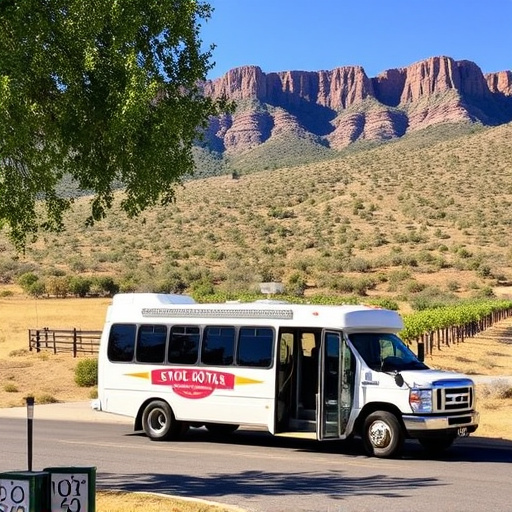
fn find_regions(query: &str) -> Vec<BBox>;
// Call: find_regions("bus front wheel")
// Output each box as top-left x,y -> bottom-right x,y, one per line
142,400 -> 181,441
362,411 -> 404,458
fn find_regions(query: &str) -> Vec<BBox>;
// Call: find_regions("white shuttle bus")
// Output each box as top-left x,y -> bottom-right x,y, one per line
93,293 -> 479,458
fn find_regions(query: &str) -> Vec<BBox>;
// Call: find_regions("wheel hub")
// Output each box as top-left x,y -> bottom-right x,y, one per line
369,420 -> 392,448
148,409 -> 167,434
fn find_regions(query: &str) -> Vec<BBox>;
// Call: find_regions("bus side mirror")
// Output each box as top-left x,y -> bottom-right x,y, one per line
417,342 -> 425,362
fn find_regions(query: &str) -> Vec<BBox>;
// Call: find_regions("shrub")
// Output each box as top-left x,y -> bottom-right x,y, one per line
404,280 -> 425,293
69,276 -> 92,297
9,349 -> 29,357
46,276 -> 70,297
3,383 -> 18,393
366,298 -> 399,311
28,281 -> 46,297
75,358 -> 98,387
286,272 -> 307,297
477,265 -> 492,278
472,286 -> 495,299
347,257 -> 372,272
409,287 -> 457,311
480,380 -> 512,400
17,272 -> 39,293
447,280 -> 460,292
155,273 -> 188,294
36,393 -> 59,404
94,276 -> 120,297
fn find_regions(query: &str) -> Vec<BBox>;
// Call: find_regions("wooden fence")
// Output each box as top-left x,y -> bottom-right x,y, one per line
28,328 -> 101,357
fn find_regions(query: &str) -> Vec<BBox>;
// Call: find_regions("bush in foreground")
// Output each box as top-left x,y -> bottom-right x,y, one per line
75,358 -> 98,387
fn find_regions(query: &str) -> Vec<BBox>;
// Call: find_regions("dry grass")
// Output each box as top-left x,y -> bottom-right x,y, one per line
423,319 -> 512,439
0,295 -> 110,406
424,328 -> 512,376
96,491 -> 241,512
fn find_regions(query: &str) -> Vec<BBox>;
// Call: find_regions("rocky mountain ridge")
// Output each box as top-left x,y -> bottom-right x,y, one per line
201,56 -> 512,154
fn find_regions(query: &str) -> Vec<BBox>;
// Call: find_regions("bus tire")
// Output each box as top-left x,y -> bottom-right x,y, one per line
142,400 -> 181,441
362,411 -> 404,458
205,423 -> 239,436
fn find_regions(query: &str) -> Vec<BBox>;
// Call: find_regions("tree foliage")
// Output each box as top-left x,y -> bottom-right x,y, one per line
0,0 -> 227,248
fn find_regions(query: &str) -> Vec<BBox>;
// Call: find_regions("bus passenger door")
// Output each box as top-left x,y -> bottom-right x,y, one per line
318,330 -> 354,439
275,330 -> 296,432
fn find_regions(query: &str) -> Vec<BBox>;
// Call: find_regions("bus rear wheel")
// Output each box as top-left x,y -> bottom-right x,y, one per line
362,411 -> 404,458
142,400 -> 181,441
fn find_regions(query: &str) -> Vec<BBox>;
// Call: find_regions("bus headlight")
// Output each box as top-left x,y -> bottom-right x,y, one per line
409,388 -> 432,413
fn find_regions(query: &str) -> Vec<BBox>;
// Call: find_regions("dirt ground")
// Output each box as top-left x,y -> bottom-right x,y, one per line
1,296 -> 511,440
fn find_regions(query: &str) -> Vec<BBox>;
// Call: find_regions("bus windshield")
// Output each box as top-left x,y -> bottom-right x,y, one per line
347,332 -> 428,372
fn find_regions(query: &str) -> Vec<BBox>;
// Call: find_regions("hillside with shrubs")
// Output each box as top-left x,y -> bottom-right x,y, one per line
1,121 -> 512,312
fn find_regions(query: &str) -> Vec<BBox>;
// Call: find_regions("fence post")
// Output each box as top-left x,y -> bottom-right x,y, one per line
417,341 -> 425,362
73,328 -> 77,358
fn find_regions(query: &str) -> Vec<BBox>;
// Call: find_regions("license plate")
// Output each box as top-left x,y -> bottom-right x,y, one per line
457,427 -> 469,437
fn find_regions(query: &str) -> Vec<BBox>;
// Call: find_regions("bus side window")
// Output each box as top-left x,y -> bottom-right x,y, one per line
168,326 -> 200,364
237,327 -> 273,367
108,324 -> 136,362
136,325 -> 167,363
201,326 -> 235,366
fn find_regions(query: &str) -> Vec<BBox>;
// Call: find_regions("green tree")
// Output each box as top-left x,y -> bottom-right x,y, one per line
93,275 -> 119,296
0,1 -> 228,249
17,272 -> 39,293
68,276 -> 92,297
28,280 -> 47,298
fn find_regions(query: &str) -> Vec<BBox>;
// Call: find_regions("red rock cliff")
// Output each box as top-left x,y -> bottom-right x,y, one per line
202,56 -> 512,152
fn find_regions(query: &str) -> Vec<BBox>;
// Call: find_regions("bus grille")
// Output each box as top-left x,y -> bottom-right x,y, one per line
435,385 -> 473,412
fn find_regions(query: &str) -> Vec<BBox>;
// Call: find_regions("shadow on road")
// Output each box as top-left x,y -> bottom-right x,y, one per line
126,427 -> 512,464
96,431 -> 512,507
98,469 -> 442,501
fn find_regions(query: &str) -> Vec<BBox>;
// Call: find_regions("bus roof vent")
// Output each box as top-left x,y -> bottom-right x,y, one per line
141,307 -> 294,320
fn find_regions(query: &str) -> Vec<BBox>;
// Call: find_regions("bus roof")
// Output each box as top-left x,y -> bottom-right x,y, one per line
106,293 -> 404,332
112,293 -> 197,306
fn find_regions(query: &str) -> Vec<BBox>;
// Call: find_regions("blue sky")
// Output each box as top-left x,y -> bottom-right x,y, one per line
200,0 -> 512,79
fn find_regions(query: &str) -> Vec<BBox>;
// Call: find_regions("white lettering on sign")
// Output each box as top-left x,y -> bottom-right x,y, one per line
50,474 -> 88,512
151,368 -> 236,398
0,479 -> 29,512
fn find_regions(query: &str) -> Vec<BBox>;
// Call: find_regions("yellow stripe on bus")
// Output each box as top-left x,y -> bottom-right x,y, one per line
125,372 -> 150,379
235,376 -> 263,385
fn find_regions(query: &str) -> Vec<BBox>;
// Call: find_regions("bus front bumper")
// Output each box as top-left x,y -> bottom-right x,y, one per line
403,410 -> 479,434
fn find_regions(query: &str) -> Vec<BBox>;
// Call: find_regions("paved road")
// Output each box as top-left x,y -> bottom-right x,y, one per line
1,402 -> 512,512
